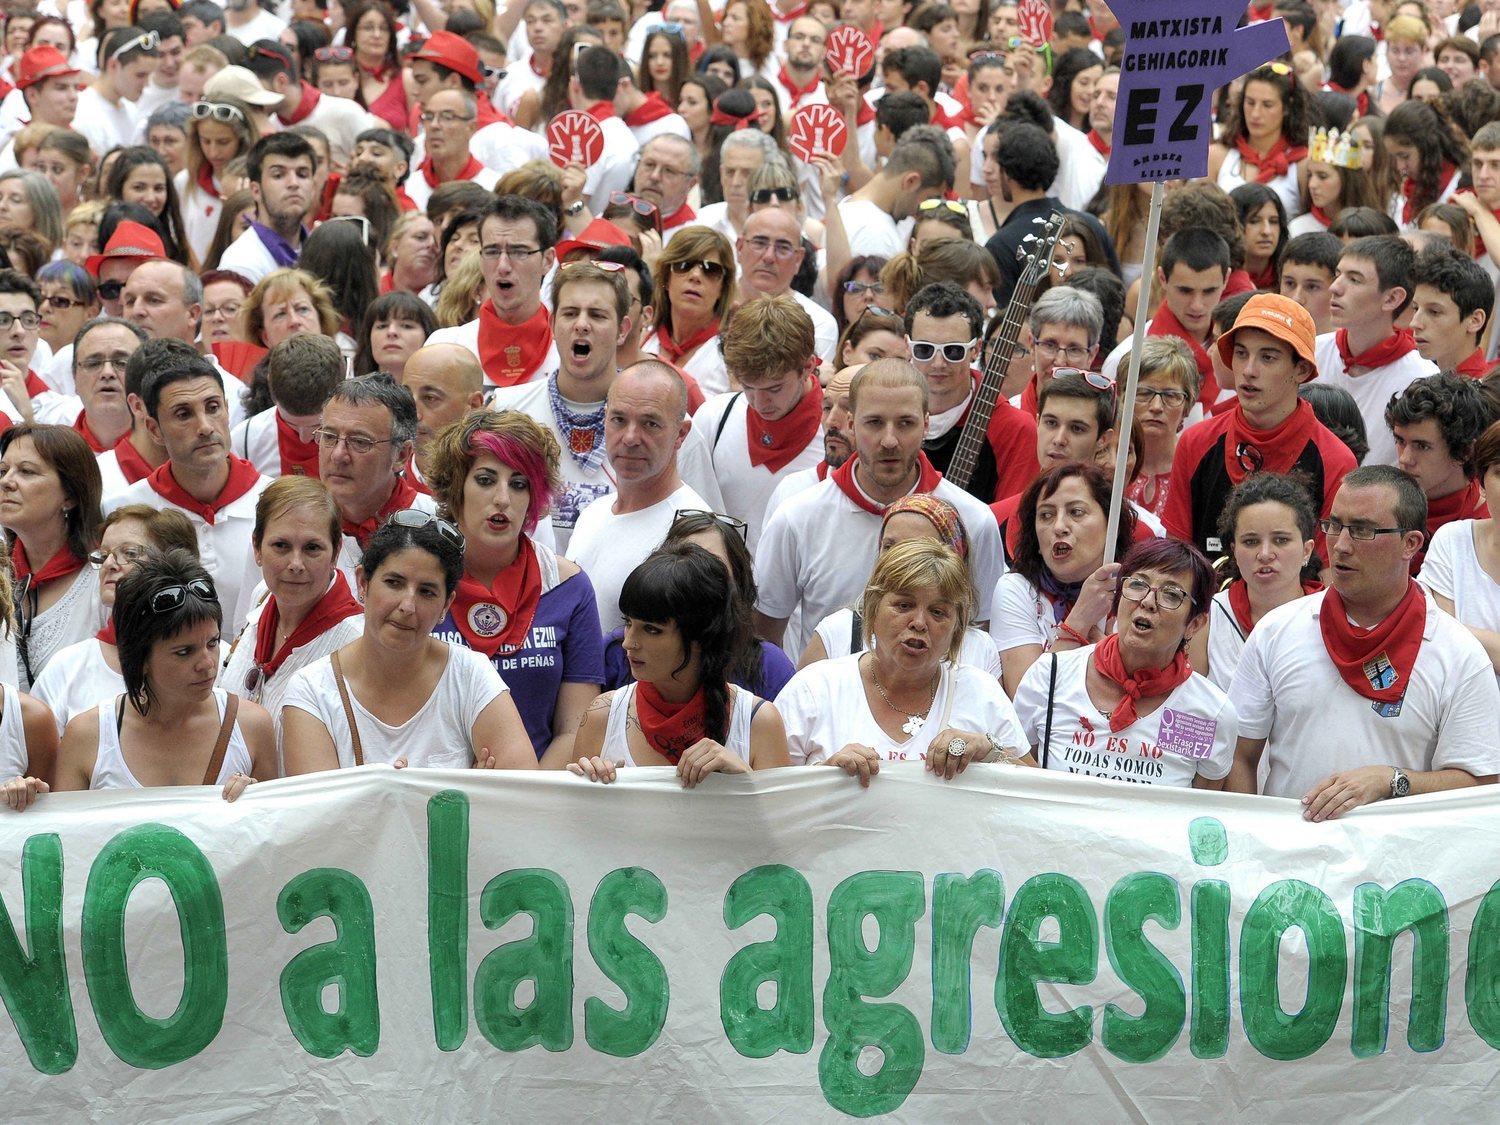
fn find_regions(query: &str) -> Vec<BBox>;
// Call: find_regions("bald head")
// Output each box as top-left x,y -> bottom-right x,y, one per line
739,207 -> 806,298
611,358 -> 688,420
402,343 -> 486,450
850,356 -> 928,414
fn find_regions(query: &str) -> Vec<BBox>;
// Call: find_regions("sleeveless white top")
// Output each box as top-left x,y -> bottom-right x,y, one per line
89,689 -> 254,790
602,682 -> 757,766
0,682 -> 28,779
813,608 -> 1003,677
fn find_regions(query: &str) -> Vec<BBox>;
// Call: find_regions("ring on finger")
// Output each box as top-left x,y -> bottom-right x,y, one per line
947,737 -> 967,759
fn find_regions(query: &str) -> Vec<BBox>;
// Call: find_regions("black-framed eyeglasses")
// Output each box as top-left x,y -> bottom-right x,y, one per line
1033,339 -> 1092,364
1318,518 -> 1410,542
390,507 -> 465,549
150,578 -> 217,614
673,509 -> 747,540
479,244 -> 543,261
750,186 -> 799,204
669,258 -> 726,277
0,311 -> 41,331
744,235 -> 800,259
907,336 -> 976,363
312,428 -> 394,455
78,351 -> 133,374
1119,575 -> 1193,611
1137,386 -> 1190,407
1235,441 -> 1265,475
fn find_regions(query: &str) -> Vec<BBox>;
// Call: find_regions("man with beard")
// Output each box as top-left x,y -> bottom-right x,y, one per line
218,133 -> 317,285
775,16 -> 829,112
630,135 -> 700,236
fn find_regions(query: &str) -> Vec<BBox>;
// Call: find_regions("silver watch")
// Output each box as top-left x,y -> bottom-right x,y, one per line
1390,767 -> 1411,799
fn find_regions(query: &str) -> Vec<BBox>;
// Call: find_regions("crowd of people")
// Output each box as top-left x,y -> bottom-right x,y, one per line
0,0 -> 1496,822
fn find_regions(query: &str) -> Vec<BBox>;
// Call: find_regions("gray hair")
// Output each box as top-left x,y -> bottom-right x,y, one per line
325,373 -> 418,451
72,315 -> 147,373
1028,285 -> 1103,348
643,132 -> 701,177
145,101 -> 192,131
0,169 -> 63,249
720,128 -> 783,167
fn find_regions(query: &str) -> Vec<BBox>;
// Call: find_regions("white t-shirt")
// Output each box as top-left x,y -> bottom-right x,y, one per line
0,682 -> 28,781
73,86 -> 139,160
217,225 -> 284,287
280,644 -> 508,769
175,167 -> 223,268
1013,646 -> 1237,787
691,390 -> 823,551
566,481 -> 709,632
640,330 -> 730,397
839,197 -> 906,258
779,652 -> 1026,765
470,120 -> 550,177
813,608 -> 1001,677
1204,588 -> 1249,693
30,637 -> 121,736
989,570 -> 1065,655
290,91 -> 377,167
1217,147 -> 1303,222
1050,119 -> 1107,214
1312,334 -> 1437,467
584,118 -> 640,214
225,7 -> 287,43
1229,587 -> 1500,798
1416,518 -> 1500,688
402,162 -> 502,214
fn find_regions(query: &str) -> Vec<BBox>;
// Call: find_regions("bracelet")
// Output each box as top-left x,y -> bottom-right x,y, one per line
1056,621 -> 1089,646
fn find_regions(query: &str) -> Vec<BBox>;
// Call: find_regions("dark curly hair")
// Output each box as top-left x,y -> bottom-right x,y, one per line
1012,462 -> 1136,590
1215,471 -> 1323,583
1217,62 -> 1320,150
1384,371 -> 1489,473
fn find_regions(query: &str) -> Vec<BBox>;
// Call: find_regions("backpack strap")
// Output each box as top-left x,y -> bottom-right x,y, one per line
1040,653 -> 1057,771
331,650 -> 364,766
713,392 -> 743,450
201,694 -> 239,785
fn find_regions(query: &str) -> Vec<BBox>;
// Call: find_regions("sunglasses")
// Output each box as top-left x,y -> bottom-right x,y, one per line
560,259 -> 626,271
40,293 -> 83,310
1050,366 -> 1115,392
322,213 -> 372,245
670,258 -> 726,277
314,45 -> 354,62
97,279 -> 125,301
673,509 -> 748,540
918,198 -> 967,215
390,507 -> 465,549
907,336 -> 976,363
750,186 -> 799,204
656,20 -> 685,38
109,29 -> 160,61
192,101 -> 247,124
150,578 -> 217,614
608,191 -> 662,232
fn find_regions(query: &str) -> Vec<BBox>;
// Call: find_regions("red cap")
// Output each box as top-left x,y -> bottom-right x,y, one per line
16,46 -> 82,90
85,221 -> 167,277
408,31 -> 485,85
555,218 -> 632,262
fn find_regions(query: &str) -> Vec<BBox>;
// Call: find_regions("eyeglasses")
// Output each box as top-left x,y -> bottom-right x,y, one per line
97,280 -> 125,302
192,101 -> 246,124
608,191 -> 661,232
314,45 -> 354,62
918,198 -> 967,215
109,29 -> 160,62
1049,366 -> 1115,392
844,279 -> 885,296
669,258 -> 726,277
418,110 -> 475,126
1235,440 -> 1265,475
750,186 -> 799,204
1119,575 -> 1192,611
1033,339 -> 1092,364
0,311 -> 41,331
312,427 -> 395,455
202,301 -> 241,320
1136,386 -> 1190,407
744,235 -> 800,259
88,544 -> 146,568
150,578 -> 217,614
479,244 -> 543,261
636,157 -> 692,181
390,507 -> 465,549
78,350 -> 133,374
908,336 -> 977,363
40,294 -> 83,310
1318,517 -> 1410,542
322,213 -> 372,245
673,509 -> 748,540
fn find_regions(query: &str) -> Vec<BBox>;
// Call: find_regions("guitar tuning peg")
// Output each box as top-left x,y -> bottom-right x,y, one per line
1032,216 -> 1048,225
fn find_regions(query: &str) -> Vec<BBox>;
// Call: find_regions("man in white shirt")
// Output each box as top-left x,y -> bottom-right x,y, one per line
12,45 -> 81,138
134,11 -> 187,118
567,360 -> 710,633
245,39 -> 375,168
497,0 -> 565,118
403,87 -> 501,212
230,333 -> 342,478
222,0 -> 285,45
569,46 -> 640,213
1314,235 -> 1439,466
218,132 -> 316,285
695,130 -> 786,245
1228,465 -> 1500,816
774,16 -> 830,112
98,324 -> 166,496
632,135 -> 699,235
753,358 -> 1003,656
55,317 -> 146,457
694,294 -> 823,549
735,207 -> 837,363
75,27 -> 158,158
104,339 -> 272,637
838,125 -> 954,257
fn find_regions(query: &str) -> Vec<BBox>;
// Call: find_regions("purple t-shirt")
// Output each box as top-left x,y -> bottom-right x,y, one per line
437,570 -> 605,757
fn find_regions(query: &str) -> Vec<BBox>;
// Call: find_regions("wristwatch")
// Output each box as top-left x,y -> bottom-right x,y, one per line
982,732 -> 1007,763
564,200 -> 586,216
1390,767 -> 1411,799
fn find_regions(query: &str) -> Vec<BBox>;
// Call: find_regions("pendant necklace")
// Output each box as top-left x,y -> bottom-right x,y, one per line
869,656 -> 939,737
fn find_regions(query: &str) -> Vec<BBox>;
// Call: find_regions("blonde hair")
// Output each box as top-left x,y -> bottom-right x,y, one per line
252,477 -> 342,550
102,504 -> 199,558
1121,335 -> 1200,401
860,538 -> 974,662
436,250 -> 485,327
240,268 -> 340,344
652,225 -> 737,332
720,294 -> 814,384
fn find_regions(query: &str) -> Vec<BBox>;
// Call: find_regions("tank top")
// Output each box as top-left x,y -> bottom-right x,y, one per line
0,682 -> 28,780
90,689 -> 254,790
603,683 -> 757,766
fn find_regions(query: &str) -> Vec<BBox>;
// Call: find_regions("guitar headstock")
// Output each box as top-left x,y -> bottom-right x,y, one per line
1013,212 -> 1068,289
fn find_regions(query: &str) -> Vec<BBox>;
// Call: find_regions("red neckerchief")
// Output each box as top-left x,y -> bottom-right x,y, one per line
195,160 -> 220,200
96,617 -> 116,644
655,319 -> 718,364
1234,135 -> 1307,183
1456,191 -> 1500,258
11,539 -> 83,587
855,98 -> 875,127
583,99 -> 615,124
24,370 -> 47,398
278,80 -> 322,126
1457,349 -> 1491,378
476,90 -> 505,127
830,452 -> 941,515
275,411 -> 320,477
73,412 -> 109,454
529,54 -> 550,78
1227,577 -> 1322,634
633,680 -> 709,764
1248,262 -> 1277,290
624,91 -> 675,126
745,375 -> 820,472
1424,479 -> 1487,554
111,433 -> 153,484
379,271 -> 394,294
146,455 -> 260,525
816,460 -> 830,480
772,0 -> 807,19
1325,82 -> 1370,116
776,64 -> 820,104
1149,303 -> 1219,406
341,473 -> 418,547
211,340 -> 267,383
1248,1 -> 1273,19
477,301 -> 551,388
395,185 -> 418,211
1091,633 -> 1192,733
1319,580 -> 1426,704
252,572 -> 361,681
1402,161 -> 1457,224
406,453 -> 432,495
448,537 -> 543,657
1225,398 -> 1319,485
1308,204 -> 1333,229
1335,327 -> 1417,371
420,152 -> 483,189
662,202 -> 696,230
1086,128 -> 1110,156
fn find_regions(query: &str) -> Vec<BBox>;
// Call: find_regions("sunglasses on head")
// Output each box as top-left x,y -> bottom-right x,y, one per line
109,28 -> 159,61
192,101 -> 246,124
322,213 -> 372,245
390,507 -> 465,549
150,578 -> 217,614
314,45 -> 354,62
1050,366 -> 1115,392
561,259 -> 626,271
918,198 -> 966,215
608,190 -> 662,231
673,509 -> 748,540
750,186 -> 799,204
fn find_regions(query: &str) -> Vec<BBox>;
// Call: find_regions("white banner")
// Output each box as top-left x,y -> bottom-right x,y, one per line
0,764 -> 1496,1120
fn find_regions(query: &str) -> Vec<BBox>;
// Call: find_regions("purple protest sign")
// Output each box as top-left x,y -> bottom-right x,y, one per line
1104,3 -> 1290,185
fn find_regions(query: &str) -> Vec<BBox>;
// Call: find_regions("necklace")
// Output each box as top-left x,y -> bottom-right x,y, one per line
868,655 -> 939,737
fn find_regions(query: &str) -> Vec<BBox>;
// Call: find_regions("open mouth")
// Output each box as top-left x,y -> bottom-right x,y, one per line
1129,613 -> 1153,634
1051,541 -> 1072,560
900,637 -> 928,654
571,339 -> 592,361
